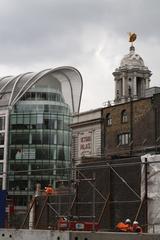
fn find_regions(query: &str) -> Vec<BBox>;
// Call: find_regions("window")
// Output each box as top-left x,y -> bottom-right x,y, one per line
106,113 -> 112,126
9,180 -> 28,191
41,93 -> 47,100
20,92 -> 64,103
11,133 -> 29,144
0,117 -> 5,130
0,133 -> 4,145
36,148 -> 50,160
9,164 -> 28,175
9,195 -> 28,206
31,164 -> 52,175
121,110 -> 128,123
36,92 -> 42,100
32,133 -> 43,144
0,148 -> 4,160
58,147 -> 65,161
0,163 -> 3,174
57,119 -> 63,129
0,178 -> 2,189
31,92 -> 35,99
44,105 -> 49,112
118,133 -> 131,145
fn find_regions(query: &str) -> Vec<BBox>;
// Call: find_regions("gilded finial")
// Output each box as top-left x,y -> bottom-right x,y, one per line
128,32 -> 137,45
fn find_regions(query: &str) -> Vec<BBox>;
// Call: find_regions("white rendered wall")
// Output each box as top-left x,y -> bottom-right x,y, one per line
72,109 -> 102,164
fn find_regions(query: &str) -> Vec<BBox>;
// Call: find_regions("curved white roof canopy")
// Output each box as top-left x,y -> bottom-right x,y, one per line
0,66 -> 83,113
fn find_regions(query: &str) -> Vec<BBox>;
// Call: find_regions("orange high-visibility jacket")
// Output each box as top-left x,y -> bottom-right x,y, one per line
116,222 -> 131,232
45,187 -> 54,194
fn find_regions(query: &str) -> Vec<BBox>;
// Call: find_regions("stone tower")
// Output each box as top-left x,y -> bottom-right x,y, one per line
113,41 -> 152,104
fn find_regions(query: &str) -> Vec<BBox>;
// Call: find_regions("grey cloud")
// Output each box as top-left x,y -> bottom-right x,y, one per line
0,0 -> 160,110
0,0 -> 159,63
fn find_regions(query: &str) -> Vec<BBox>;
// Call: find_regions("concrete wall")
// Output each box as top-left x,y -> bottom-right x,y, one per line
70,231 -> 160,240
0,229 -> 160,240
73,109 -> 101,124
0,229 -> 69,240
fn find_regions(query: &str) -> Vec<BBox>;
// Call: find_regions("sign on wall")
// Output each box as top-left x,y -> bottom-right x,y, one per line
78,131 -> 92,157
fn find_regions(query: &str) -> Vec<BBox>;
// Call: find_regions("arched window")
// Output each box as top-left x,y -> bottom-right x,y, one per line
106,113 -> 112,126
121,110 -> 128,123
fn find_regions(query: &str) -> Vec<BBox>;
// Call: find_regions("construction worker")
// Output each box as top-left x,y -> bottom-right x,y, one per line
57,216 -> 68,230
124,218 -> 133,232
132,221 -> 142,233
116,218 -> 132,232
45,184 -> 54,194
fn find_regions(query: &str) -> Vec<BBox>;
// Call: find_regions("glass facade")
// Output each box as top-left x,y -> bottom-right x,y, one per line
7,87 -> 72,206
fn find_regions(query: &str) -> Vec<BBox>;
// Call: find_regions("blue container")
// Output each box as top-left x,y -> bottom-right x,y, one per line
0,190 -> 7,228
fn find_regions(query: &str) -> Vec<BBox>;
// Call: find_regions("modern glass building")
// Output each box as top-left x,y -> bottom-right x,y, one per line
0,67 -> 83,215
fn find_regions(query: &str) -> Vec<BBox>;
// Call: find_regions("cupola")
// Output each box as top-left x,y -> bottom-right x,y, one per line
113,33 -> 152,104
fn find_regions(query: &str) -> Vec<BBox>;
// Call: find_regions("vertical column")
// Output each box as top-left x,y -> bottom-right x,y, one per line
145,77 -> 150,89
114,77 -> 119,101
133,74 -> 137,99
3,110 -> 9,190
28,164 -> 31,191
121,73 -> 126,103
141,78 -> 145,97
122,76 -> 125,97
128,77 -> 132,98
92,129 -> 95,156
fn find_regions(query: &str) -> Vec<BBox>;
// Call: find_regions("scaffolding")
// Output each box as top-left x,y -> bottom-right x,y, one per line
17,155 -> 151,232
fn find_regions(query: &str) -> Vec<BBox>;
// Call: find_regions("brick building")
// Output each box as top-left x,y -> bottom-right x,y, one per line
102,42 -> 160,159
72,42 -> 160,162
71,41 -> 160,231
103,96 -> 159,159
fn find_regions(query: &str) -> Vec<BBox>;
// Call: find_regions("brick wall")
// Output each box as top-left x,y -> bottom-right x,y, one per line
102,97 -> 155,158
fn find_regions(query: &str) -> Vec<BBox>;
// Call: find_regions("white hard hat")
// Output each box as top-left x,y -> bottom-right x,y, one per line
125,218 -> 131,223
133,221 -> 138,225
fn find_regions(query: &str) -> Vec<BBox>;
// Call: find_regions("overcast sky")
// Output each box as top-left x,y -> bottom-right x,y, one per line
0,0 -> 160,111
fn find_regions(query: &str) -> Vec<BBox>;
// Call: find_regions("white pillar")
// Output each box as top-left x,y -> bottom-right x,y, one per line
3,109 -> 9,190
114,78 -> 117,98
29,199 -> 35,229
122,76 -> 125,97
145,78 -> 150,89
133,75 -> 137,97
114,78 -> 119,101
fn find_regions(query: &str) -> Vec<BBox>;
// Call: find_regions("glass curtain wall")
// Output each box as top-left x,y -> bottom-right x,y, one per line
7,88 -> 72,207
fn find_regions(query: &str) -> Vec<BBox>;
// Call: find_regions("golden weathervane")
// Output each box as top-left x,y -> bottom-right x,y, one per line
128,32 -> 137,45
